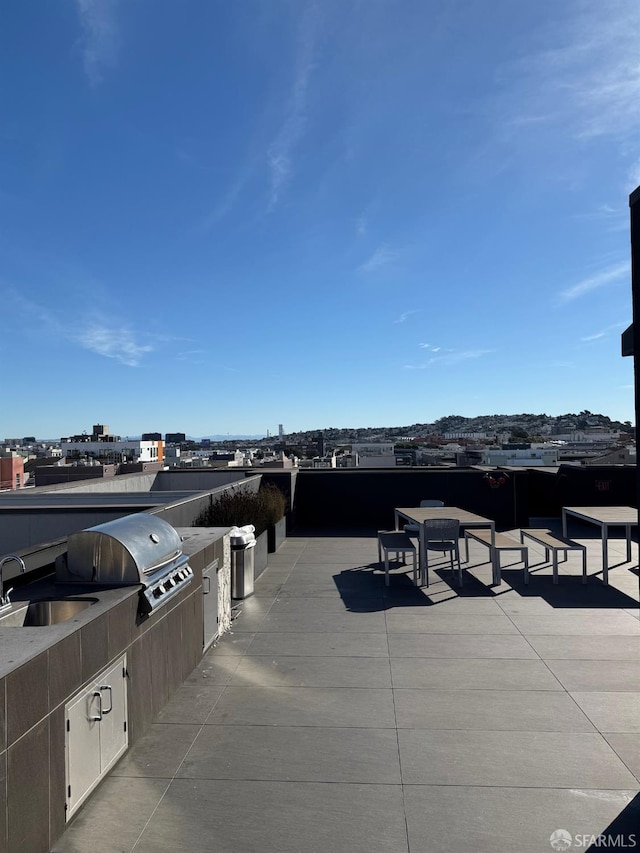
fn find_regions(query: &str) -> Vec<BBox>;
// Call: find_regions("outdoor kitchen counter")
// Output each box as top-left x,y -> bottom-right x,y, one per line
0,525 -> 231,679
0,580 -> 139,679
0,524 -> 231,853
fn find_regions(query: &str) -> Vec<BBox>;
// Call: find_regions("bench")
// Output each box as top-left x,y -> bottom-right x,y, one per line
519,529 -> 587,585
464,529 -> 529,585
377,530 -> 419,587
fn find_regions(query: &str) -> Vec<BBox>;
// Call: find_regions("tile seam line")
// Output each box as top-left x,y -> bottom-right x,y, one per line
130,666 -> 236,850
129,541 -> 317,853
211,685 -> 579,692
160,723 -> 606,733
126,778 -> 173,853
118,777 -> 640,792
600,733 -> 640,784
384,603 -> 411,852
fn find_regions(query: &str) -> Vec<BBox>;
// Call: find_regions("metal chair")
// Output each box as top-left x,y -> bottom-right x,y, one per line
422,518 -> 461,586
377,530 -> 419,586
403,500 -> 445,537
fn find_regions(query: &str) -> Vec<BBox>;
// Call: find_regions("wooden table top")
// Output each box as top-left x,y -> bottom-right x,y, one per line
563,506 -> 638,525
395,506 -> 494,525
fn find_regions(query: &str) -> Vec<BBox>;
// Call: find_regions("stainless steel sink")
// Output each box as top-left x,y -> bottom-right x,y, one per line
0,598 -> 98,627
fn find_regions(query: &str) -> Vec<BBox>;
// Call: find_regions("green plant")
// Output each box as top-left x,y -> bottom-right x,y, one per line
194,483 -> 286,536
258,482 -> 287,526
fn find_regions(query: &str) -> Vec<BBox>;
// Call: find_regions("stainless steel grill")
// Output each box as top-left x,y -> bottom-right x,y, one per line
57,513 -> 194,614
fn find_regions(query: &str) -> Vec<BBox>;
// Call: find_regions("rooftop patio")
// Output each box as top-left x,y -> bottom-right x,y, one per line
53,524 -> 640,853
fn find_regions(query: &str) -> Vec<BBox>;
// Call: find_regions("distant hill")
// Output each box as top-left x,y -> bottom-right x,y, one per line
199,435 -> 266,441
278,412 -> 633,445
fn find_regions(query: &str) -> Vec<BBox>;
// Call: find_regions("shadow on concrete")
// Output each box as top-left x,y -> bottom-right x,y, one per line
332,554 -> 639,613
585,791 -> 640,851
495,569 -> 640,610
332,557 -> 495,612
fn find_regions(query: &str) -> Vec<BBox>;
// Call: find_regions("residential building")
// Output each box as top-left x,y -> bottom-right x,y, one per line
61,438 -> 163,464
481,447 -> 559,466
348,443 -> 397,467
0,450 -> 25,490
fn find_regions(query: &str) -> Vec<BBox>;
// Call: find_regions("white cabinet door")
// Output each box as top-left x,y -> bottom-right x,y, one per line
65,687 -> 102,817
65,655 -> 128,820
97,657 -> 128,773
202,559 -> 219,650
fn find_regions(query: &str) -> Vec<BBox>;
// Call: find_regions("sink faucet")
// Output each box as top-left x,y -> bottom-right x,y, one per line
0,555 -> 26,607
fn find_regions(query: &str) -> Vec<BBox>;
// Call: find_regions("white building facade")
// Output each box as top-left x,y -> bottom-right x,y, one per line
60,440 -> 162,464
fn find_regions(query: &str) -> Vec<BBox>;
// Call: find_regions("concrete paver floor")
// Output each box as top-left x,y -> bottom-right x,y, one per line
53,530 -> 640,853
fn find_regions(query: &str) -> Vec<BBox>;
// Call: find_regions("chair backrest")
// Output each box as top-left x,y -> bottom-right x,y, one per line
423,518 -> 460,543
419,499 -> 444,507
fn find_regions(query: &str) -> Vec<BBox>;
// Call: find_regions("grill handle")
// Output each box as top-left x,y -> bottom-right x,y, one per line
141,549 -> 183,576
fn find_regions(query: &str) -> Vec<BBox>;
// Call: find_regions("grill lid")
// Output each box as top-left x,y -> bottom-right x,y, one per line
62,513 -> 184,584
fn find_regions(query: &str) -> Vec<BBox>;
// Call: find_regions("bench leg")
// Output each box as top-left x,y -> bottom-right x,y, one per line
552,552 -> 559,584
491,548 -> 500,585
384,552 -> 390,586
523,550 -> 529,585
581,550 -> 587,584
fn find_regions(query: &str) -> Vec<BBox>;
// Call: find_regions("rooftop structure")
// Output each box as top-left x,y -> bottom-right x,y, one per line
52,526 -> 640,852
0,460 -> 637,852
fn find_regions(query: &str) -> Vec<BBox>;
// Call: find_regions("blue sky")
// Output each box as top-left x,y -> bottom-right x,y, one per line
1,0 -> 639,439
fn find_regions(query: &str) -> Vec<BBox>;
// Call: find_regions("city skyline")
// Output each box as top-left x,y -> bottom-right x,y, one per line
4,408 -> 633,445
1,1 -> 638,436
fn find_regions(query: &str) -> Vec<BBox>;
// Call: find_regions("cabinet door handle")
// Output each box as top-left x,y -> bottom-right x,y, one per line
99,685 -> 113,715
90,690 -> 102,722
203,575 -> 211,594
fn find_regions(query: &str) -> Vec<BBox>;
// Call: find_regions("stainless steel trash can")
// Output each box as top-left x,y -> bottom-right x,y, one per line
231,539 -> 256,599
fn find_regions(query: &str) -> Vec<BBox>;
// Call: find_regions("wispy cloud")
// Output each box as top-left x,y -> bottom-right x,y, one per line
201,168 -> 253,231
2,285 -> 179,368
267,5 -> 319,210
175,349 -> 208,364
76,324 -> 153,366
75,0 -> 119,87
393,310 -> 420,324
2,287 -> 65,338
503,3 -> 640,145
580,322 -> 626,342
548,360 -> 575,369
559,261 -> 630,303
404,349 -> 493,369
357,243 -> 397,275
571,203 -> 628,232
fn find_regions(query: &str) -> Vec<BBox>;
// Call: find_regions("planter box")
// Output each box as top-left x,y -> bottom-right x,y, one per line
267,517 -> 287,553
254,529 -> 269,580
